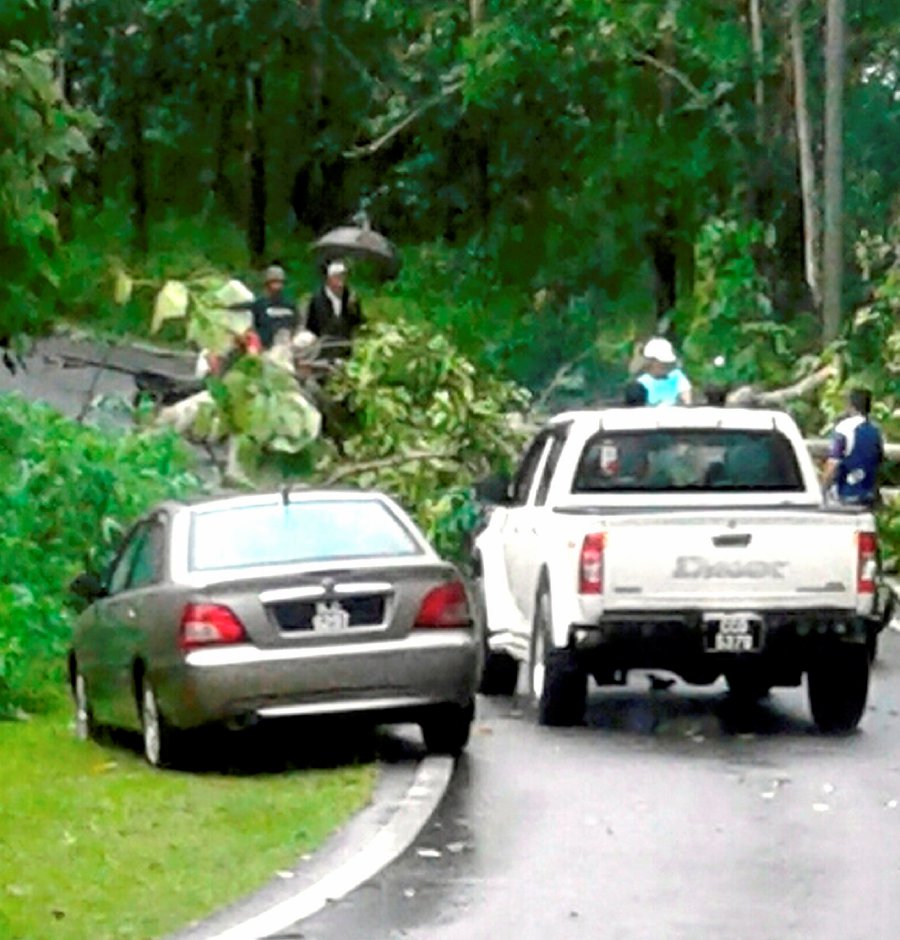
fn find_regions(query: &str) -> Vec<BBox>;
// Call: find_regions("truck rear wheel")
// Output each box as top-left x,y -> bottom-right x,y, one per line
480,651 -> 520,696
530,585 -> 586,727
807,643 -> 870,734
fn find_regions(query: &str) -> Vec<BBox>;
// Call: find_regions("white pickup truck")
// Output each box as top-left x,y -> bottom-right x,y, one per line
474,406 -> 889,732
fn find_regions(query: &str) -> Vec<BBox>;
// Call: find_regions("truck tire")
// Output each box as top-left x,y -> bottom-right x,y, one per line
530,585 -> 586,727
480,651 -> 520,696
807,643 -> 869,734
866,630 -> 878,664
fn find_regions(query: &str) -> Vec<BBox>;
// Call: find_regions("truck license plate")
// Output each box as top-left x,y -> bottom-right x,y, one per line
704,613 -> 761,653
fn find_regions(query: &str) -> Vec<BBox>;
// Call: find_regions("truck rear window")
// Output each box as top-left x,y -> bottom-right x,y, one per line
572,429 -> 804,493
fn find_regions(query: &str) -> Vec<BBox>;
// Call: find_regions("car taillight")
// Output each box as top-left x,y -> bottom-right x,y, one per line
857,532 -> 878,595
415,581 -> 471,628
179,603 -> 247,651
579,533 -> 606,594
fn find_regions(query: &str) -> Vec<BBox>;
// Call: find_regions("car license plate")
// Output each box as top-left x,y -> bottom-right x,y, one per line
704,612 -> 761,653
311,601 -> 350,633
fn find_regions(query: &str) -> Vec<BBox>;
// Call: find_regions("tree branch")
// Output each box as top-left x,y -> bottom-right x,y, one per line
343,80 -> 464,160
726,364 -> 836,406
631,51 -> 742,147
321,449 -> 457,485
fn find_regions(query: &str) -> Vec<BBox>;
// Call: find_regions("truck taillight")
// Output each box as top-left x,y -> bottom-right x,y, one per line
179,603 -> 247,651
415,581 -> 471,628
857,532 -> 878,595
579,533 -> 606,594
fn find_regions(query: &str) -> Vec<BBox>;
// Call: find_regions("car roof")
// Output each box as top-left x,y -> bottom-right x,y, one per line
159,487 -> 400,517
548,406 -> 796,434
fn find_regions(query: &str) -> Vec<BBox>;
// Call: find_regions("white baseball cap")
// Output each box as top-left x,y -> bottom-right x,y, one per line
327,260 -> 347,277
642,337 -> 677,363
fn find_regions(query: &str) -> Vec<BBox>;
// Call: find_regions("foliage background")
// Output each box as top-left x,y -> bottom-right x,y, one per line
0,396 -> 201,715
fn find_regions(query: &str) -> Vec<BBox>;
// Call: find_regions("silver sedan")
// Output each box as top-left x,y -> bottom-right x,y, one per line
68,489 -> 481,767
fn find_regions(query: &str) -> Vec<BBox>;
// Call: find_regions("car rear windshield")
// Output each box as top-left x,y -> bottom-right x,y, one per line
189,499 -> 422,571
572,429 -> 804,493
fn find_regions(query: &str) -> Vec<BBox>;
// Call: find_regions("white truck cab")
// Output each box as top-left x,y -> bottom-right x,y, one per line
474,407 -> 886,732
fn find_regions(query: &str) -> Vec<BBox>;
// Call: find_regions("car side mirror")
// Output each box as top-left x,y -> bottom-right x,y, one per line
475,473 -> 512,505
69,572 -> 106,603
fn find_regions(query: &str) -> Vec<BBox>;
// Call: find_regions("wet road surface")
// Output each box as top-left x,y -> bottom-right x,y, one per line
287,635 -> 900,940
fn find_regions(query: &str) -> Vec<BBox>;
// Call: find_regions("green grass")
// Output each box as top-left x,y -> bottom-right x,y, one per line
0,711 -> 376,940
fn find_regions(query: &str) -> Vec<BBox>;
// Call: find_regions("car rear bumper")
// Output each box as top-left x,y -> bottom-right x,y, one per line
157,630 -> 480,729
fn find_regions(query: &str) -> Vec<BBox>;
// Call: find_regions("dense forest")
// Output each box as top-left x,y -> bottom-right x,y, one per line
3,0 -> 899,394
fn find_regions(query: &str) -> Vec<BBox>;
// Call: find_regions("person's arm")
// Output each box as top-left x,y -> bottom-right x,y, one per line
306,294 -> 321,336
821,432 -> 846,489
675,370 -> 692,405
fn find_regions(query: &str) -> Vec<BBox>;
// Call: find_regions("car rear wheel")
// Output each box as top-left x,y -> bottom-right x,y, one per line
807,643 -> 870,734
530,585 -> 586,727
139,682 -> 180,768
72,669 -> 96,741
420,702 -> 474,756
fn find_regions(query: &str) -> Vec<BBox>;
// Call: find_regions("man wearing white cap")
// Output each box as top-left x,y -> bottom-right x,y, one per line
305,259 -> 363,353
636,337 -> 692,406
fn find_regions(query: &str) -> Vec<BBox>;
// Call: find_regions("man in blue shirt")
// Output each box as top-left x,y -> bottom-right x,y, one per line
822,388 -> 884,506
636,337 -> 692,406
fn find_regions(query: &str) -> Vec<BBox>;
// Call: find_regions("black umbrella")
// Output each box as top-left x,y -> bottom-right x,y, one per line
313,217 -> 401,278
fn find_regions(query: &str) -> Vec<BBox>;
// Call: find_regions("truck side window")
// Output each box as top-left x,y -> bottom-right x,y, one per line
534,433 -> 567,506
511,435 -> 548,505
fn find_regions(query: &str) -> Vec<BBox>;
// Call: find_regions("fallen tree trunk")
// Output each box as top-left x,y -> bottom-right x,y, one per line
805,438 -> 900,462
726,365 -> 836,406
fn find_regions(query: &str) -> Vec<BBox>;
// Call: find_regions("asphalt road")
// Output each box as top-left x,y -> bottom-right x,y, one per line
286,635 -> 900,940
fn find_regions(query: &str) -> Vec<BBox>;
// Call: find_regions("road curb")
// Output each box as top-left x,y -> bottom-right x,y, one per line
168,754 -> 454,940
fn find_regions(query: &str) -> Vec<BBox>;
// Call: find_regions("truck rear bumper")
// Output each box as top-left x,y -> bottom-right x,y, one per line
569,608 -> 874,680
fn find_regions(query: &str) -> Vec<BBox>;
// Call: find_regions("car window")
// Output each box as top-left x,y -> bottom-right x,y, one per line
534,432 -> 567,506
106,524 -> 146,595
511,434 -> 548,506
572,429 -> 804,493
128,521 -> 165,590
189,499 -> 422,571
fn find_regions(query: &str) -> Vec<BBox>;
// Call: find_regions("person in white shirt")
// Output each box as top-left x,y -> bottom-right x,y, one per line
305,260 -> 363,355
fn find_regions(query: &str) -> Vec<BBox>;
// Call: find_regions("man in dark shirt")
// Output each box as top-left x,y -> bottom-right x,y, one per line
305,260 -> 363,355
231,264 -> 298,349
822,388 -> 885,506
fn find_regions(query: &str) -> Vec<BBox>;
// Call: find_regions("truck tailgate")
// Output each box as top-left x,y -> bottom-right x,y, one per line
600,511 -> 861,611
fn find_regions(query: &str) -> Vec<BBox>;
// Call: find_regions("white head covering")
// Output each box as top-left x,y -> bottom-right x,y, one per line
326,260 -> 347,277
642,337 -> 677,364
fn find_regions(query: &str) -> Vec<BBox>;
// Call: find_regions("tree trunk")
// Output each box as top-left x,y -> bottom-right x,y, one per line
822,0 -> 845,342
788,0 -> 821,309
213,91 -> 237,214
54,0 -> 73,240
246,68 -> 267,261
130,107 -> 149,254
749,0 -> 766,143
